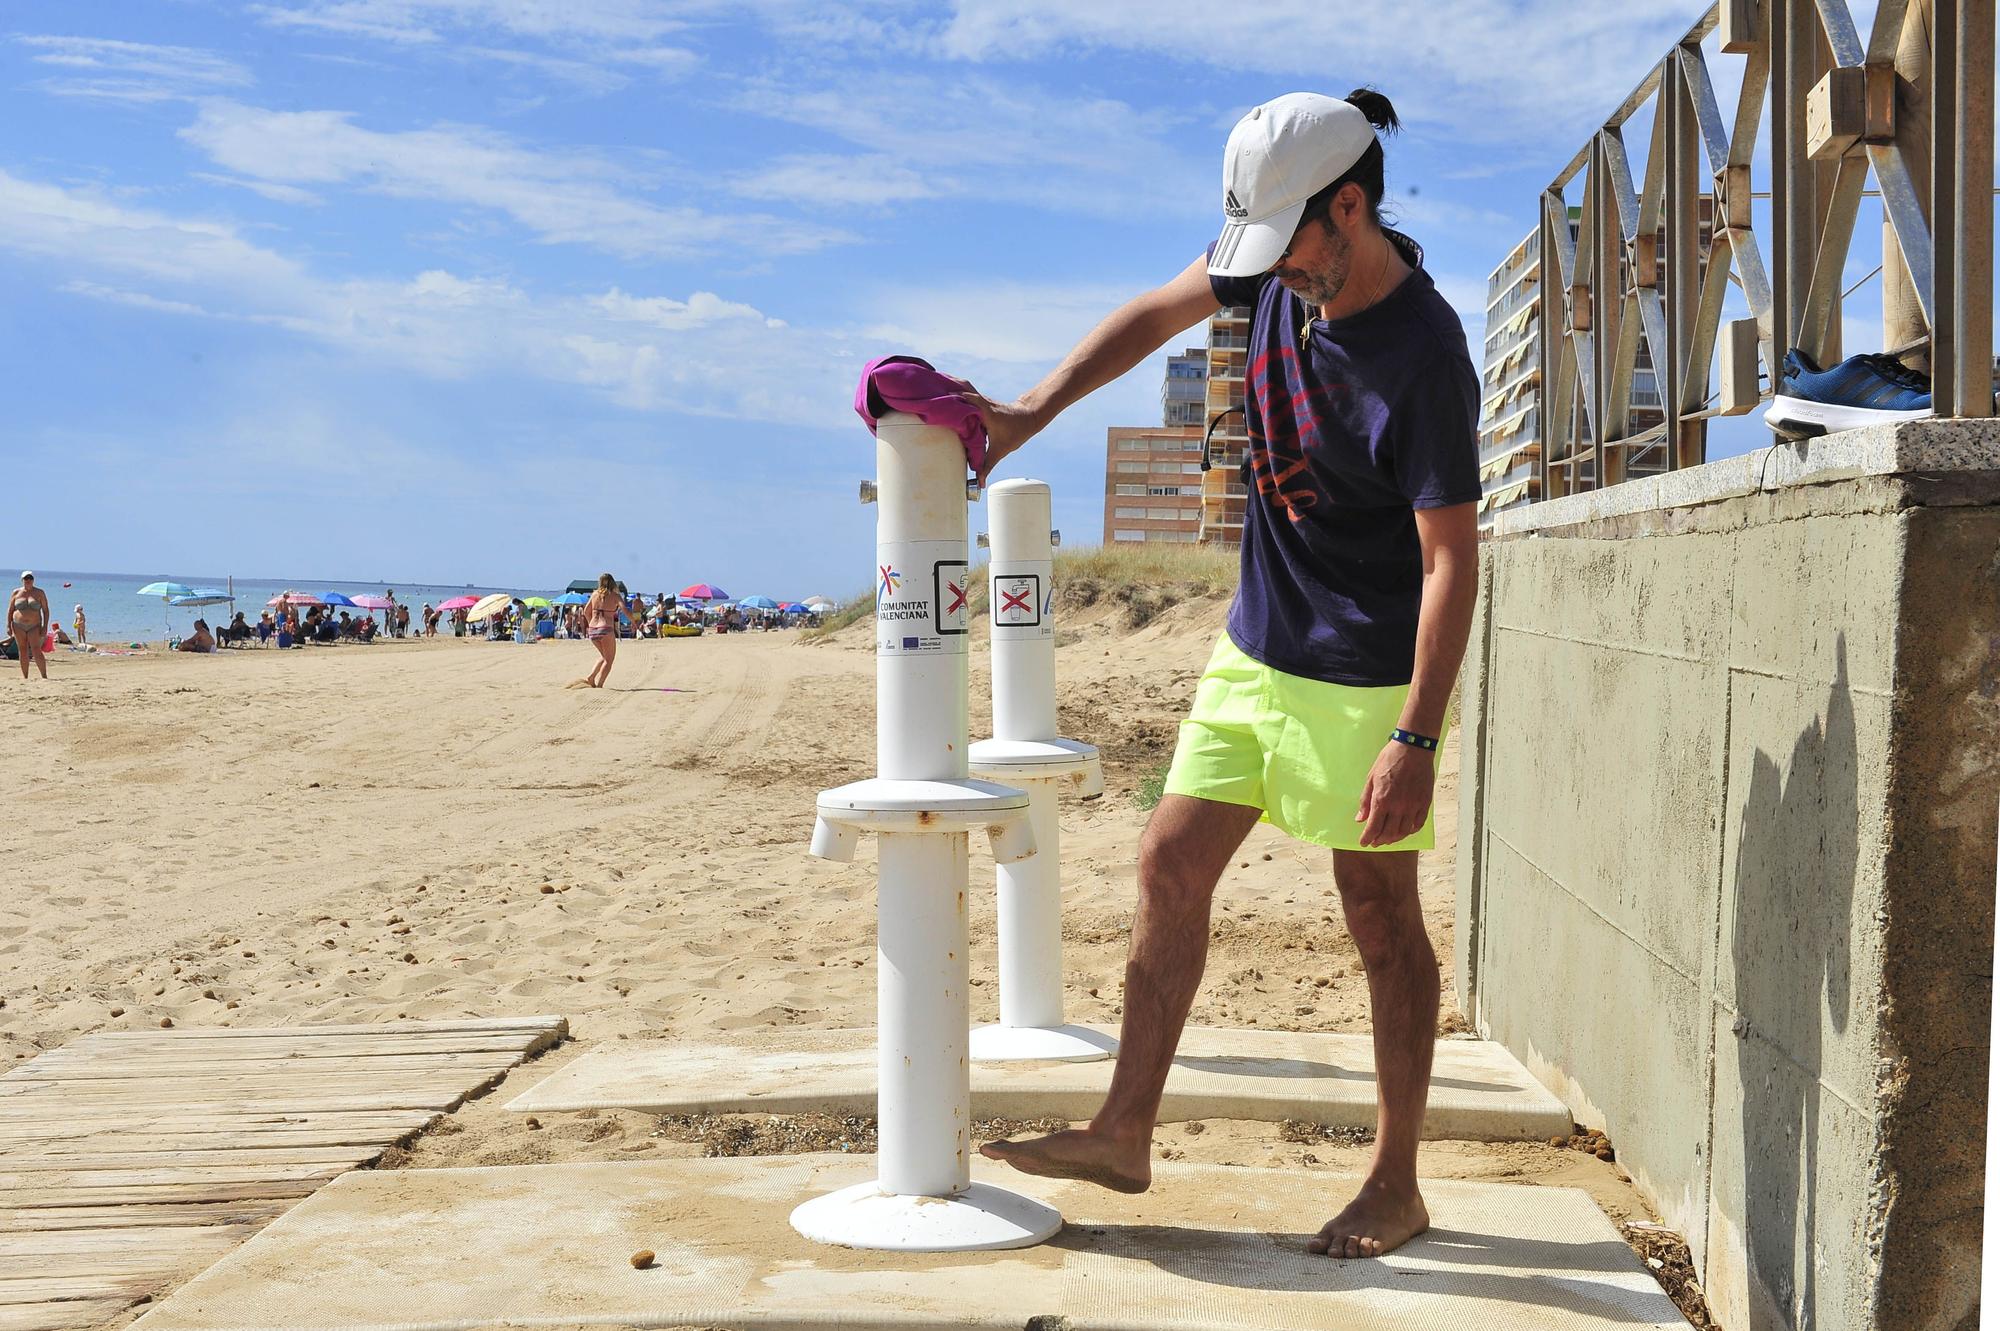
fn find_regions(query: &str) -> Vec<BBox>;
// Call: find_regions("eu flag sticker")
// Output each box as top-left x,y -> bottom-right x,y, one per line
903,637 -> 919,650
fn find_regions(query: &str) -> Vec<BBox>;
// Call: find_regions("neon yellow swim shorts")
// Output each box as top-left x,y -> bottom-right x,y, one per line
1162,633 -> 1441,852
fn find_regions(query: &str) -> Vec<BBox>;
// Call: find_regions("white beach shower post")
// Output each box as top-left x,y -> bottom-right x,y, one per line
794,413 -> 1062,1252
968,479 -> 1111,1063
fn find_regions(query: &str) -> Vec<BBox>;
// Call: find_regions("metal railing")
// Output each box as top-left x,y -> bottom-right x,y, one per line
1536,0 -> 1993,500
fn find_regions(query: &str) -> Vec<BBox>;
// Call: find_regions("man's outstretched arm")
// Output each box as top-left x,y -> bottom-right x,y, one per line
961,253 -> 1222,483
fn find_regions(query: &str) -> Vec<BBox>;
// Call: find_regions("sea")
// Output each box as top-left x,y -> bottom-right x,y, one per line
15,570 -> 529,645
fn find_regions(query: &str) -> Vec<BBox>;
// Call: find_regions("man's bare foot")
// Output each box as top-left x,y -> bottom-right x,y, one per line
1308,1179 -> 1429,1258
565,678 -> 591,689
978,1129 -> 1150,1194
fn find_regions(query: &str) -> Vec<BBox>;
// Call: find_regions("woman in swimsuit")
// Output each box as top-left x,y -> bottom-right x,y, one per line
8,572 -> 49,680
571,572 -> 622,689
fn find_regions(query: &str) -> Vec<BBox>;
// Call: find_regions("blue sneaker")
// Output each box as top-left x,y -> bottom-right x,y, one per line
1765,348 -> 1932,436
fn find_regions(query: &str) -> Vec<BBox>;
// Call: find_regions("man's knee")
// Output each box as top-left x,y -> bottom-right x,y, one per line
1333,853 -> 1430,967
1137,803 -> 1242,906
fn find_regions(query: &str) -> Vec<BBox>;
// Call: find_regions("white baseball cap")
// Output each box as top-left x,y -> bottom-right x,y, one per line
1208,93 -> 1378,278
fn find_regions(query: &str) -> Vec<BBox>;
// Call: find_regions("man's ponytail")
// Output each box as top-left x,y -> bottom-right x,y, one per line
1344,87 -> 1402,136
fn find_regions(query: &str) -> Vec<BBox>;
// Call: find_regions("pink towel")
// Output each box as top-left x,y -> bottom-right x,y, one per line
854,355 -> 987,474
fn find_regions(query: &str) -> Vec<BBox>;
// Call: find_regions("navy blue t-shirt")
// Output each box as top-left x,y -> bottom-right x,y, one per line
1209,232 -> 1480,687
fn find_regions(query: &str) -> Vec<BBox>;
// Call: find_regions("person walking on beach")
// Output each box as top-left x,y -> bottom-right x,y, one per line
9,572 -> 51,680
570,572 -> 623,689
968,90 -> 1480,1260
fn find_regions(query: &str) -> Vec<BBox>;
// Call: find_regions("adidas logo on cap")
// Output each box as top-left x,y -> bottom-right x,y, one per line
1223,189 -> 1248,220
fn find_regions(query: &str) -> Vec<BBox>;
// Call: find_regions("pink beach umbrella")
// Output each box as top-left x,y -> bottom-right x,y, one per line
679,583 -> 729,601
349,594 -> 396,611
266,591 -> 323,608
437,595 -> 479,611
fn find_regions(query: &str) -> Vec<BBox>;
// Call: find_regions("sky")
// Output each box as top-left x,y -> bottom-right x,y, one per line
2,0 -> 1798,596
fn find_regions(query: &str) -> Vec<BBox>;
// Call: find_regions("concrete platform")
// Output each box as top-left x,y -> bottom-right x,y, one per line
506,1028 -> 1574,1141
130,1156 -> 1684,1331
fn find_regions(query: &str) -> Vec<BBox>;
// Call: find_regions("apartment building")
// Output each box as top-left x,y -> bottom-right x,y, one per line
1102,425 -> 1206,544
1162,346 -> 1206,427
1197,304 -> 1252,546
1478,229 -> 1548,531
1480,207 -> 1707,532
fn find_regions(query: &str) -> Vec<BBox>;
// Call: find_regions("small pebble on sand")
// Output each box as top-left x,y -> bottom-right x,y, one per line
630,1250 -> 655,1269
159,1017 -> 173,1028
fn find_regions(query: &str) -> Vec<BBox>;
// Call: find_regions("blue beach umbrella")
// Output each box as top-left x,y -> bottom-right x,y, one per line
320,592 -> 358,608
168,592 -> 235,608
553,591 -> 591,605
778,602 -> 807,614
137,581 -> 193,598
739,595 -> 779,610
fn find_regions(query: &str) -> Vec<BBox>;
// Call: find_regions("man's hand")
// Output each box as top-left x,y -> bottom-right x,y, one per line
958,388 -> 1042,486
1354,740 -> 1436,848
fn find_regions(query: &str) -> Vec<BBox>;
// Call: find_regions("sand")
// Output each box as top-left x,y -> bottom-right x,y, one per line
3,596 -> 1667,1260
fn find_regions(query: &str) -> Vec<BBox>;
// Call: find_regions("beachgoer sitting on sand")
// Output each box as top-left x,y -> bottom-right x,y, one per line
9,571 -> 50,681
176,619 -> 216,653
968,90 -> 1476,1262
358,615 -> 377,642
257,612 -> 274,645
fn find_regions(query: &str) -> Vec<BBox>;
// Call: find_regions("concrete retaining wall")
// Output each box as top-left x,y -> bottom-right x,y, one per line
1455,421 -> 1997,1331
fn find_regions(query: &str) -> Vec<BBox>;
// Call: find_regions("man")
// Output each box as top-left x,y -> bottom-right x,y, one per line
8,572 -> 51,680
968,90 -> 1481,1259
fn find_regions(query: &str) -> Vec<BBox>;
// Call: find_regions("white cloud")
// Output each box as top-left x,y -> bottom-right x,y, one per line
13,34 -> 252,102
734,71 -> 1210,220
727,153 -> 949,208
590,288 -> 786,330
0,166 -> 858,425
247,0 -> 702,86
191,172 -> 324,205
935,0 -> 1699,142
178,101 -> 855,260
251,0 -> 692,45
859,278 -> 1145,366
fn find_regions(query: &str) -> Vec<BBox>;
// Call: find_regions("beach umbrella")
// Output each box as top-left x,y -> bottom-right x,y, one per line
522,596 -> 552,609
680,583 -> 729,601
802,596 -> 835,610
437,595 -> 479,611
739,595 -> 779,610
553,591 -> 590,606
778,602 -> 807,614
168,593 -> 235,608
466,592 -> 513,622
267,591 -> 323,608
137,581 -> 193,598
348,594 -> 394,611
320,592 -> 358,608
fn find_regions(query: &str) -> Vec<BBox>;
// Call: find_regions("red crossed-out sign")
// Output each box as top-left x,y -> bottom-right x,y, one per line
999,587 -> 1032,615
945,581 -> 968,615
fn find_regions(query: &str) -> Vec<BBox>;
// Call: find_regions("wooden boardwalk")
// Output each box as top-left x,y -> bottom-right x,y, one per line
0,1015 -> 565,1331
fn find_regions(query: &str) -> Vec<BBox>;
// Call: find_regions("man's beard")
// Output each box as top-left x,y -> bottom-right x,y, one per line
1277,221 -> 1353,308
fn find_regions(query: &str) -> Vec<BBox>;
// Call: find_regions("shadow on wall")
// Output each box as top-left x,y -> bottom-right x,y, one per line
1729,635 -> 1859,1331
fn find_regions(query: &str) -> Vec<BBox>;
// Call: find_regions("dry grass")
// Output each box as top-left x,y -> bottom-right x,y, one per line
802,542 -> 1238,642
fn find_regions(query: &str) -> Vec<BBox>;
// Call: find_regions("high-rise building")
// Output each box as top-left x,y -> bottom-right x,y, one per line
1479,206 -> 1708,531
1197,304 -> 1252,546
1478,230 -> 1548,531
1102,425 -> 1205,544
1162,347 -> 1206,427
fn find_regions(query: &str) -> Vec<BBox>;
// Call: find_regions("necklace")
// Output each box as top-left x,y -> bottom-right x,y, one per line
1299,238 -> 1392,349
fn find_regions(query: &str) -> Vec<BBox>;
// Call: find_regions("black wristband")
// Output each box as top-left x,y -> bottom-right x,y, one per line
1389,727 -> 1439,752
